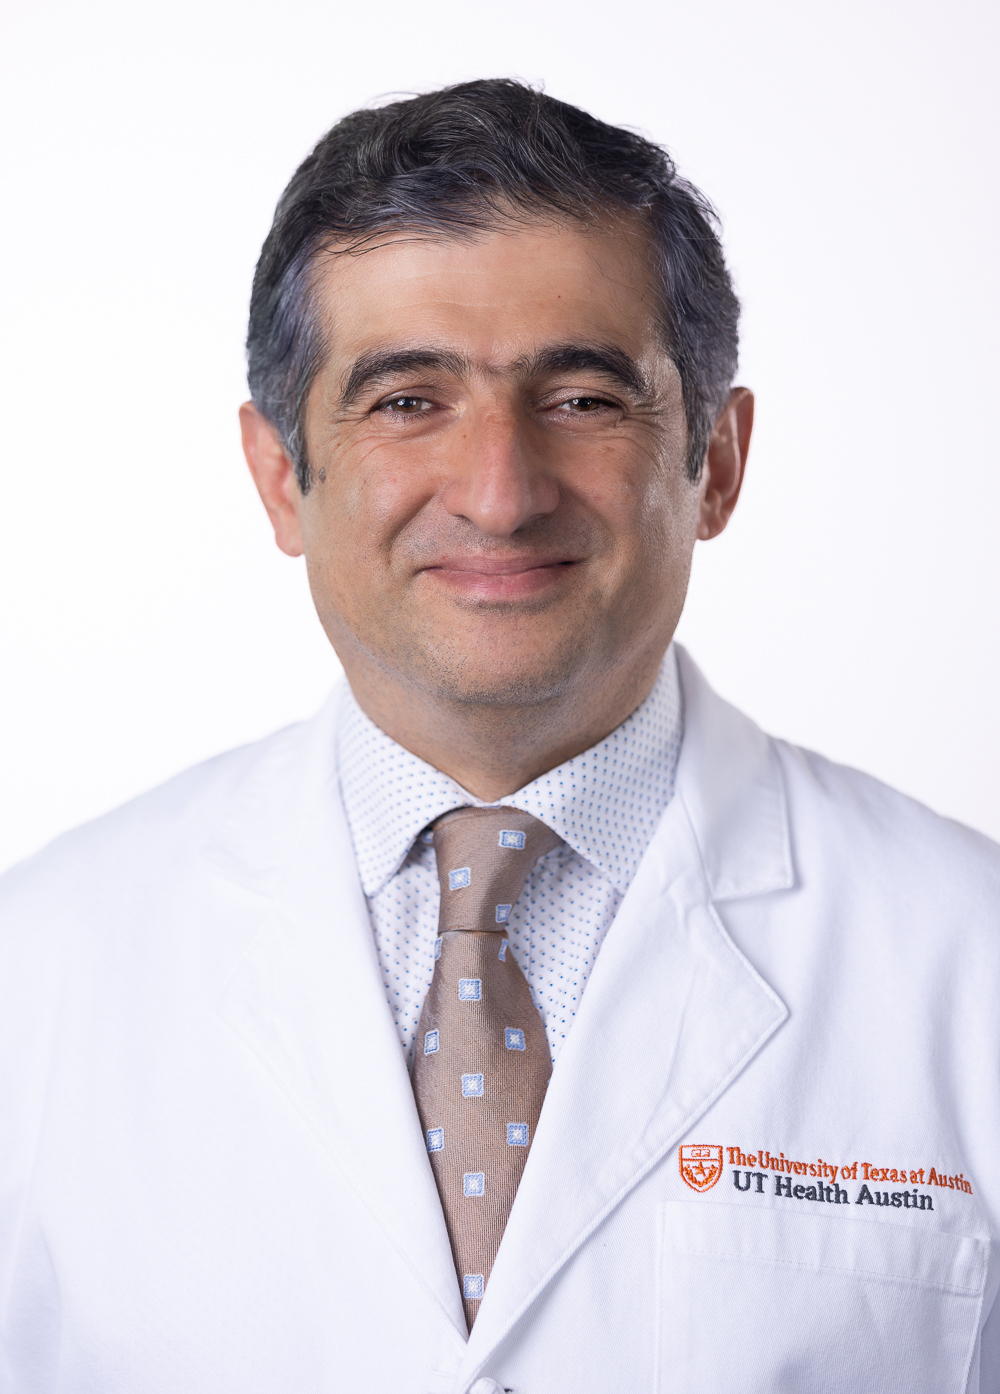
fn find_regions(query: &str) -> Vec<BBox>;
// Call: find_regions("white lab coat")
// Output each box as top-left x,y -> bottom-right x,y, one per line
1,648 -> 998,1394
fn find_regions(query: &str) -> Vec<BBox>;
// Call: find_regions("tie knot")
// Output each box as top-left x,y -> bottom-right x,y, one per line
431,806 -> 561,933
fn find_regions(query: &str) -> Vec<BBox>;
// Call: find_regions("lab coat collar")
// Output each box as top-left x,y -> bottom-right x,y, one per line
673,644 -> 794,901
210,649 -> 792,1381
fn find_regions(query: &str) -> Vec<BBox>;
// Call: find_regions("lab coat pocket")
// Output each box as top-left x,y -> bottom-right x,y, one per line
657,1199 -> 988,1393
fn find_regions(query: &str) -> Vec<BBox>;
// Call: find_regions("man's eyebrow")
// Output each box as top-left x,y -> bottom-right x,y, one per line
519,344 -> 651,398
339,349 -> 468,407
338,342 -> 651,408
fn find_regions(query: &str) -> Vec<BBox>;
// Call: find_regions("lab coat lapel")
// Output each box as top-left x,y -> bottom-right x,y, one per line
212,692 -> 467,1338
461,648 -> 794,1376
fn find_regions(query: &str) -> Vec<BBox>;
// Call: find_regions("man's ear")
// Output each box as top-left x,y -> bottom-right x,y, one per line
697,387 -> 754,541
239,402 -> 305,557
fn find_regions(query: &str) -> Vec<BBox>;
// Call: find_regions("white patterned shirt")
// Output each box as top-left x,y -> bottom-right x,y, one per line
338,647 -> 684,1065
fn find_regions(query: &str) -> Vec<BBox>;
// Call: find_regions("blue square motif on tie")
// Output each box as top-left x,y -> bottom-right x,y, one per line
495,903 -> 512,923
498,938 -> 508,961
462,1073 -> 484,1097
463,1171 -> 485,1196
463,1274 -> 484,1300
426,1127 -> 444,1152
507,1123 -> 529,1146
498,830 -> 526,849
504,1027 -> 525,1051
448,867 -> 471,890
434,936 -> 442,960
458,978 -> 481,1001
424,1030 -> 439,1055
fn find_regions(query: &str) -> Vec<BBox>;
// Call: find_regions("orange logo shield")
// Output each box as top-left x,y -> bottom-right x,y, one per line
679,1144 -> 723,1192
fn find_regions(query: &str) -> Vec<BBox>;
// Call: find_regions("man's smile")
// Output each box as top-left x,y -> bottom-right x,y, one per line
418,553 -> 584,602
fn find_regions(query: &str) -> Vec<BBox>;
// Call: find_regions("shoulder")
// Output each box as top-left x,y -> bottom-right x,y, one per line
674,645 -> 1000,911
0,690 -> 344,921
774,737 -> 1000,908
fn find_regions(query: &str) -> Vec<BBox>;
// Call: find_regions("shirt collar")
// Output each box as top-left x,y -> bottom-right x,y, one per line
338,645 -> 684,897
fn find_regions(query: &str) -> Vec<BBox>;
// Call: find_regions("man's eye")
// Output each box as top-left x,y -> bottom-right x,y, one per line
380,396 -> 431,414
562,396 -> 611,413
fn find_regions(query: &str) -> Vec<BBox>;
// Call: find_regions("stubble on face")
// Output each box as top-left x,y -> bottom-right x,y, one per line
344,506 -> 644,710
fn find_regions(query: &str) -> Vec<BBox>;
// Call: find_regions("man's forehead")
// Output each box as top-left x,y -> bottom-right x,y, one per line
311,216 -> 665,369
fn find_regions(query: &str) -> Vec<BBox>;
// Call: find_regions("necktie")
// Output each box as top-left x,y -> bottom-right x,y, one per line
411,806 -> 561,1330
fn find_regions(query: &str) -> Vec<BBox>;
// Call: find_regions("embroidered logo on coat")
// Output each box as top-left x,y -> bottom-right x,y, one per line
719,1143 -> 971,1208
679,1144 -> 723,1192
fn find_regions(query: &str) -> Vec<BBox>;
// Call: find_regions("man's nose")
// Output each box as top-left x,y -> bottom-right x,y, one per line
439,408 -> 560,537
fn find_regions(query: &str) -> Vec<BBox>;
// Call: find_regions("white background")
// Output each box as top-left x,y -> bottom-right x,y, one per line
1,0 -> 998,872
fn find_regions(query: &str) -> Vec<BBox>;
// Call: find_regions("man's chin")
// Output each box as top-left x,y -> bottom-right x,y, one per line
406,635 -> 593,711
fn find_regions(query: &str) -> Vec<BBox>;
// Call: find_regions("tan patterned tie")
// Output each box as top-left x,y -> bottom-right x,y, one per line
411,806 -> 561,1330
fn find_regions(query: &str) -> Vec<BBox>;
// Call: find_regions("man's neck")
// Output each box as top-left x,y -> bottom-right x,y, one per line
339,649 -> 668,802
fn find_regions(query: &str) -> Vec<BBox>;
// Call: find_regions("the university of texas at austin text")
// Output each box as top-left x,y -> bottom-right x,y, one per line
679,1143 -> 973,1212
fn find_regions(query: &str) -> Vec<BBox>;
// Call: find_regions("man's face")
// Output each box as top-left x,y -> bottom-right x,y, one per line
266,216 -> 710,709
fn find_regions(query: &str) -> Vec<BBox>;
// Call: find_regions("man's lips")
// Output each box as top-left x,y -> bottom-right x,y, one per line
420,555 -> 582,600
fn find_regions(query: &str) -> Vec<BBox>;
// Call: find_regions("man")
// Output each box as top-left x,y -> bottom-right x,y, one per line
0,78 -> 997,1394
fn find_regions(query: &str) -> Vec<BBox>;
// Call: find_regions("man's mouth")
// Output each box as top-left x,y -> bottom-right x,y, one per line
420,554 -> 582,602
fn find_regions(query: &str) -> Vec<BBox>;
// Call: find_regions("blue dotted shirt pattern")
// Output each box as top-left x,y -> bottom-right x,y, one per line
338,647 -> 684,1065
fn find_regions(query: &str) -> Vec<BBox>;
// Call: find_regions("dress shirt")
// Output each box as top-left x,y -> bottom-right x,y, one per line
338,646 -> 684,1064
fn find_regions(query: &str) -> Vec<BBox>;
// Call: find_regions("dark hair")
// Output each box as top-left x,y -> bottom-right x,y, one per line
247,78 -> 739,490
